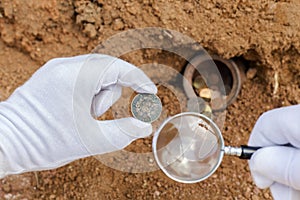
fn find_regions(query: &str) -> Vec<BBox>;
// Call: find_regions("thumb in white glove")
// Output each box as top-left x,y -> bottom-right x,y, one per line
0,54 -> 157,178
248,105 -> 300,200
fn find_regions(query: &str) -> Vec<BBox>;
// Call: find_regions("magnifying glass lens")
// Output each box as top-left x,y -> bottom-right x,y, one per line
153,113 -> 224,183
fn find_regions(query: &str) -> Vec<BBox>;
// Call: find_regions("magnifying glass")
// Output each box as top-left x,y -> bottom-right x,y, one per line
152,112 -> 260,183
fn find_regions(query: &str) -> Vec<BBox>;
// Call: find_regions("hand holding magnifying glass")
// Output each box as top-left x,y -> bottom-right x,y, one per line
248,105 -> 300,200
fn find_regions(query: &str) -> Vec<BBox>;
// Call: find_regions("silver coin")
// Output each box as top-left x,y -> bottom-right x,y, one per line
131,93 -> 162,123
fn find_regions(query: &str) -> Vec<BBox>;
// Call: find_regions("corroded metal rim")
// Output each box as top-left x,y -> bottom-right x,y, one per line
183,54 -> 242,112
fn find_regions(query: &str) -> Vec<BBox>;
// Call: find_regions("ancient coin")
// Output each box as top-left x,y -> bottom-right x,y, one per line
193,75 -> 206,89
131,93 -> 162,123
199,88 -> 212,100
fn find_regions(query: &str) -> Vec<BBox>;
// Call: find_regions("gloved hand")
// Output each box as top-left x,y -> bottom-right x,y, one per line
248,105 -> 300,200
0,54 -> 157,178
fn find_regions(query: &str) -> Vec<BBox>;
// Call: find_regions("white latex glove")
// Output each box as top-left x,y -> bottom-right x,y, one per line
248,105 -> 300,200
0,54 -> 157,178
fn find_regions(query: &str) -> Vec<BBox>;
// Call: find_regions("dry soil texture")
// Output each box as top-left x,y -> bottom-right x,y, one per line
0,0 -> 300,199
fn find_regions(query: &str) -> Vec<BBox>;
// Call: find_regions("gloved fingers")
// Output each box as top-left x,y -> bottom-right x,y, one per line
270,183 -> 300,200
249,105 -> 300,147
100,58 -> 157,94
91,85 -> 122,117
249,146 -> 300,190
248,167 -> 273,189
97,117 -> 153,150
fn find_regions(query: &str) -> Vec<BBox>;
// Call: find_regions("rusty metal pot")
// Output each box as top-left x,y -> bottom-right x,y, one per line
183,54 -> 244,112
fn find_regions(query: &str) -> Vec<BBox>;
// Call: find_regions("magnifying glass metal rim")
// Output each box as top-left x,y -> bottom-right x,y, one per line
152,112 -> 225,184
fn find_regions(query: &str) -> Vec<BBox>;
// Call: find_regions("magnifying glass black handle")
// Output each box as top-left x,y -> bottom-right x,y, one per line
225,144 -> 293,159
239,145 -> 261,159
240,143 -> 293,159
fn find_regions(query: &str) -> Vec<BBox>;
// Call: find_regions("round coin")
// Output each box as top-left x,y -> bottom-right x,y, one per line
131,93 -> 162,123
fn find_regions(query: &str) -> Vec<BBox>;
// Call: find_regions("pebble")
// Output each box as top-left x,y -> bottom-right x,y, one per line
251,195 -> 260,200
246,68 -> 257,79
142,182 -> 148,188
126,193 -> 132,198
211,174 -> 218,179
2,184 -> 11,193
263,192 -> 270,198
4,194 -> 13,200
156,182 -> 162,187
154,191 -> 160,196
112,18 -> 124,30
83,23 -> 97,38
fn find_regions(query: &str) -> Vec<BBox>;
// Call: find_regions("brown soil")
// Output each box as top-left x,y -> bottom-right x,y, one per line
0,0 -> 300,199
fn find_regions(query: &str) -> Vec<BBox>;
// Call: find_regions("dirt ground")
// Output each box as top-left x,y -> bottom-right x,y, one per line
0,0 -> 300,199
